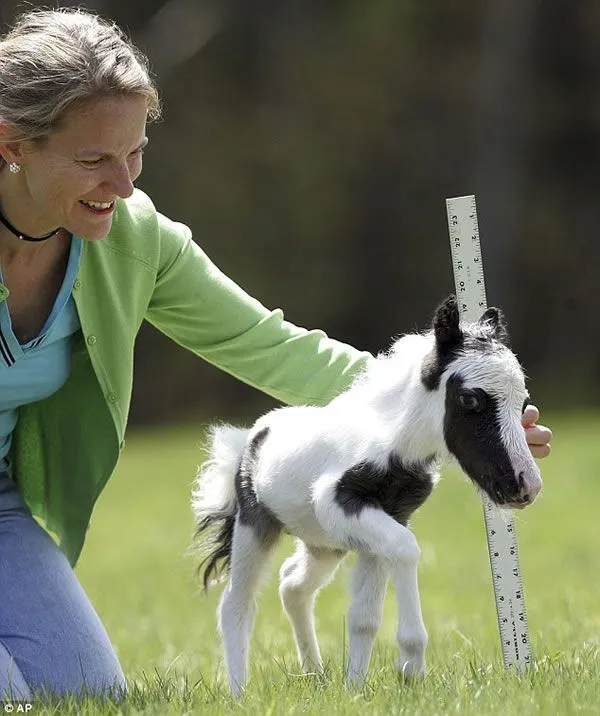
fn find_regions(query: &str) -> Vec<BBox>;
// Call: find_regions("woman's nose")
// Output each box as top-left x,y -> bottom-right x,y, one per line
108,164 -> 134,198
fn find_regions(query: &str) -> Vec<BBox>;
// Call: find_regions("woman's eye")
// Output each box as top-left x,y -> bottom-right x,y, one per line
458,391 -> 485,412
80,158 -> 103,167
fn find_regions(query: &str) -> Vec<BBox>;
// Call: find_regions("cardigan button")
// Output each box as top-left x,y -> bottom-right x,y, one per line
73,280 -> 82,290
87,335 -> 97,346
107,392 -> 117,403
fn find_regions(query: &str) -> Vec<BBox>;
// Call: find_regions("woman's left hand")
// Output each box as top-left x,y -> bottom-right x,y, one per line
522,404 -> 552,458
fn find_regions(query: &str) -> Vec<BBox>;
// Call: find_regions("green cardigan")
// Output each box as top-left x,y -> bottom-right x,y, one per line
10,189 -> 372,565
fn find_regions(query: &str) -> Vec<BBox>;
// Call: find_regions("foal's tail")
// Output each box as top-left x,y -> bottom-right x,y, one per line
192,424 -> 250,590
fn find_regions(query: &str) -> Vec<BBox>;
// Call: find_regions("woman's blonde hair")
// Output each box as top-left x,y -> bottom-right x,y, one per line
0,7 -> 161,167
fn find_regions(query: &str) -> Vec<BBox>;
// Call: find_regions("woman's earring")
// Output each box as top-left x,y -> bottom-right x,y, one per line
8,162 -> 21,174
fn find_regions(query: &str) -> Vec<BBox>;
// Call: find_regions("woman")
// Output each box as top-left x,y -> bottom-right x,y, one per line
0,7 -> 551,700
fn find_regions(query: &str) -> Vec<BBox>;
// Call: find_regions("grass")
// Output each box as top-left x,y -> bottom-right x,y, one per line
13,410 -> 600,714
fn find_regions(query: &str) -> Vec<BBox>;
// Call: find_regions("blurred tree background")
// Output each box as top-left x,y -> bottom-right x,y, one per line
2,0 -> 599,424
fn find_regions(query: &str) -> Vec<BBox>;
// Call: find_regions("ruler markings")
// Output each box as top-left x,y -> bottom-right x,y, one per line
445,194 -> 531,671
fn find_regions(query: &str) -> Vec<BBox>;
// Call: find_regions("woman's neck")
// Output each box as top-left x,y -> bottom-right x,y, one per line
0,172 -> 63,251
0,222 -> 69,265
0,187 -> 63,261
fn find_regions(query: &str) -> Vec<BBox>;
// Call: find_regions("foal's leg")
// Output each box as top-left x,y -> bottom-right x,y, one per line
279,541 -> 345,673
346,553 -> 389,686
314,495 -> 427,685
218,520 -> 280,697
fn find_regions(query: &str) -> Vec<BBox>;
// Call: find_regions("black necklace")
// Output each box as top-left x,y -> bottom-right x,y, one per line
0,206 -> 61,242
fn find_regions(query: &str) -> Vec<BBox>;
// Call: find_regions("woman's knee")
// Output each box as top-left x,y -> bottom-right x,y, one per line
0,507 -> 126,698
0,640 -> 33,700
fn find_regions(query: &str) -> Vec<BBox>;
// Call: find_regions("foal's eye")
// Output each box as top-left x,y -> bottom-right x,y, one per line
458,390 -> 486,412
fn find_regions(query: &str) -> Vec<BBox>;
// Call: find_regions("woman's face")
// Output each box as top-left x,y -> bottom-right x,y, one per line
16,94 -> 149,241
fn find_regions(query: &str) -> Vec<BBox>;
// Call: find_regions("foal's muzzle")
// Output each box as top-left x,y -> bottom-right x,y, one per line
491,469 -> 542,509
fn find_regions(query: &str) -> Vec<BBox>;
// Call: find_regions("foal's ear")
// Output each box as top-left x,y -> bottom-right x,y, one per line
479,306 -> 510,345
433,295 -> 463,352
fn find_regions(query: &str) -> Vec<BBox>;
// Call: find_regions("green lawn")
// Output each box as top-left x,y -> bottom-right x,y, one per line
26,411 -> 600,713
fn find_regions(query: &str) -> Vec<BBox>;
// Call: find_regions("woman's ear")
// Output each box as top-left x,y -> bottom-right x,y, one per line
0,121 -> 26,166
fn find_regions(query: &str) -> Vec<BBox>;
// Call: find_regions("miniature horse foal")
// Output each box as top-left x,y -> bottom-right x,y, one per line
192,295 -> 541,696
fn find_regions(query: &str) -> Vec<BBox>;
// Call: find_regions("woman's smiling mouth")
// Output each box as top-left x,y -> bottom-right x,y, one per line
79,199 -> 115,214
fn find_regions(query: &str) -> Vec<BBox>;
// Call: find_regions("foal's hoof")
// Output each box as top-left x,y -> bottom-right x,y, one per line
396,656 -> 425,682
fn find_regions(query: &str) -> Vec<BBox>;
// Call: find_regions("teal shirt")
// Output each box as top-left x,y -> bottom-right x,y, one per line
0,237 -> 82,471
11,189 -> 373,565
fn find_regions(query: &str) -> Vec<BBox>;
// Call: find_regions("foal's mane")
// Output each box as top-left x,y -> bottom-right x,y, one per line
347,313 -> 512,399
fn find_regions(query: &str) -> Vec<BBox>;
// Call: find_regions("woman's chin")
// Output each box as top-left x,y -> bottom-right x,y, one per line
67,218 -> 114,241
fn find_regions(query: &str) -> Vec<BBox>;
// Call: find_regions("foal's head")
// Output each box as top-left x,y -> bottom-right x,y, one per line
422,295 -> 542,508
